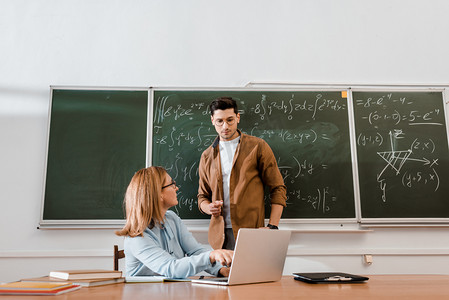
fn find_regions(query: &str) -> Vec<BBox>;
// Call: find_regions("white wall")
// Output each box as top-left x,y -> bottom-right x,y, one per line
1,0 -> 449,283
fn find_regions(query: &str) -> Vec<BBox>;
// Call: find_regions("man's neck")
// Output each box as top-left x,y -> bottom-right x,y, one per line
220,130 -> 240,142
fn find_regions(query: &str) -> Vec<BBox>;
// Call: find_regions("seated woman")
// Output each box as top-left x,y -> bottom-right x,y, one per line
116,166 -> 233,279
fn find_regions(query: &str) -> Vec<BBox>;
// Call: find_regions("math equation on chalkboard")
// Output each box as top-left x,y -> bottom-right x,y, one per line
352,91 -> 449,219
151,90 -> 355,219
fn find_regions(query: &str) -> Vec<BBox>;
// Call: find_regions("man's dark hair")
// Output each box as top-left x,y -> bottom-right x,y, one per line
209,97 -> 238,116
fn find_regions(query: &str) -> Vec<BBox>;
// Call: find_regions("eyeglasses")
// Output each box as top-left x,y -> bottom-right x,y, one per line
162,180 -> 177,189
214,118 -> 236,127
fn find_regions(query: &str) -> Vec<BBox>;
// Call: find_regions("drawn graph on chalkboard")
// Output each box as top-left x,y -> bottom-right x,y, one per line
377,149 -> 412,177
376,130 -> 441,203
377,130 -> 412,180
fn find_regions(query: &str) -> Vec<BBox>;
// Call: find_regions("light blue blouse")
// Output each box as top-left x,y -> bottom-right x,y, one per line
124,210 -> 223,278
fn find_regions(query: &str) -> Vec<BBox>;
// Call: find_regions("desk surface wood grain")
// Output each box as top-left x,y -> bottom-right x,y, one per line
1,275 -> 449,300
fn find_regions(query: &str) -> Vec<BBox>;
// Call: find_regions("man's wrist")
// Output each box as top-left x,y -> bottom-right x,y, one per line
267,223 -> 279,230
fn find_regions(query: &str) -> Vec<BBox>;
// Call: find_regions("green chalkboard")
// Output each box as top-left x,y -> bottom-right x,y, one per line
151,89 -> 356,219
41,87 -> 449,225
352,91 -> 449,220
42,89 -> 147,221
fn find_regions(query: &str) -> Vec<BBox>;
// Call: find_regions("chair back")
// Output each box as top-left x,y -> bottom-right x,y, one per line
114,245 -> 125,271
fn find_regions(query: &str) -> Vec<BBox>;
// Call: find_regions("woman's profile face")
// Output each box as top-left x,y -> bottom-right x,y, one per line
160,173 -> 179,209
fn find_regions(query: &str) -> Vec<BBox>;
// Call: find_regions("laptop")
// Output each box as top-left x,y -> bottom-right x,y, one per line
191,228 -> 291,286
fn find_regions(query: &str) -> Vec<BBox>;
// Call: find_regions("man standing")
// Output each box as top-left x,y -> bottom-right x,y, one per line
198,97 -> 287,250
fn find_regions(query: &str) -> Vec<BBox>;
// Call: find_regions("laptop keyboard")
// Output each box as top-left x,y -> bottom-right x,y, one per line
203,277 -> 228,282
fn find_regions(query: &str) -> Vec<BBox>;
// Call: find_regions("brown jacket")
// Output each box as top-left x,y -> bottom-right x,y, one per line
198,131 -> 287,249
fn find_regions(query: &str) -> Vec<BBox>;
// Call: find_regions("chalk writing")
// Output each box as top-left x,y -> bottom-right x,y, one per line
402,168 -> 440,191
152,90 -> 355,219
288,187 -> 337,214
250,93 -> 346,121
357,132 -> 383,147
353,91 -> 449,219
363,109 -> 442,126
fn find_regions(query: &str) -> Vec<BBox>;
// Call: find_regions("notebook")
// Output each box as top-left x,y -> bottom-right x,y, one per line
191,228 -> 291,286
293,272 -> 369,283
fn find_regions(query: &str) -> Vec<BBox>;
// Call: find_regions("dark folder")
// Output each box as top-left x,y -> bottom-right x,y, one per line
293,272 -> 369,283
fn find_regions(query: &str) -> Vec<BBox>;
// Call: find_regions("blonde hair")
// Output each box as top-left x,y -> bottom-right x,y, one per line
115,166 -> 167,237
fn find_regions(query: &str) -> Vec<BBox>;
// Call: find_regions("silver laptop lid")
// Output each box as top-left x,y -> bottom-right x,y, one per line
227,228 -> 291,285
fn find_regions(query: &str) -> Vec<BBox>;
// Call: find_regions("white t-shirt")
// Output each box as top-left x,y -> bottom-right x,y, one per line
219,136 -> 240,228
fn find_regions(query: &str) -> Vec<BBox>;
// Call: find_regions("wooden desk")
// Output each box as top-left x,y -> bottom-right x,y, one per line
2,275 -> 449,299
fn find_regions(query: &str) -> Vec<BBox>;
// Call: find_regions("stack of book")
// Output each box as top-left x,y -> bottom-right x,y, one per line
21,269 -> 124,288
0,281 -> 81,296
49,269 -> 122,280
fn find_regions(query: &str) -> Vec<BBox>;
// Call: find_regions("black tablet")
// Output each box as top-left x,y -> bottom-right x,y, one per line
293,272 -> 369,283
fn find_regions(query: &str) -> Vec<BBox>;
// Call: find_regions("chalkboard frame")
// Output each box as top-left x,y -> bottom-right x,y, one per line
149,87 -> 360,225
39,86 -> 150,229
